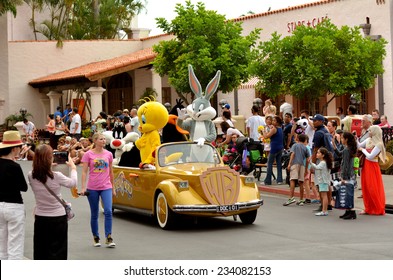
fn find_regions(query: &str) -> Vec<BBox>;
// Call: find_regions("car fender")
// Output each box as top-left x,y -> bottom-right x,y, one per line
154,179 -> 208,211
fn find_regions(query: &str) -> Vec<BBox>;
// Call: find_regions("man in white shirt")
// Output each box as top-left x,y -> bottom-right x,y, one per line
22,118 -> 35,140
69,108 -> 82,140
279,100 -> 293,119
246,105 -> 265,141
130,108 -> 141,136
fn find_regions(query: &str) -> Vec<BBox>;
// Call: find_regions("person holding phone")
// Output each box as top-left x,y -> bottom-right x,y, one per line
28,144 -> 77,260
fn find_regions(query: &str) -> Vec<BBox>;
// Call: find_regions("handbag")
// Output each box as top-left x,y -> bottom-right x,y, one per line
334,182 -> 354,209
356,151 -> 365,168
43,182 -> 75,221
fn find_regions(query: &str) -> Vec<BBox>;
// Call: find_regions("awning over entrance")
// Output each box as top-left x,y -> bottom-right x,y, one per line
29,48 -> 156,88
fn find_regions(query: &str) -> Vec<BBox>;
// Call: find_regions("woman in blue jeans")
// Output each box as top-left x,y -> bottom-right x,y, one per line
81,133 -> 116,248
262,116 -> 284,185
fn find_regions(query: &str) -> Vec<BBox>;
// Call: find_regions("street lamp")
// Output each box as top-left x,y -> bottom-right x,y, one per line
253,98 -> 263,115
19,108 -> 27,119
164,102 -> 171,112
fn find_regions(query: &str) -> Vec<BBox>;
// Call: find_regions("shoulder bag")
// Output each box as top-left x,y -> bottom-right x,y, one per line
42,182 -> 75,221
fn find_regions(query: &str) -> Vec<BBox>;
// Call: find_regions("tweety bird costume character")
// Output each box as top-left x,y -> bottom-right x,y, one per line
135,99 -> 168,168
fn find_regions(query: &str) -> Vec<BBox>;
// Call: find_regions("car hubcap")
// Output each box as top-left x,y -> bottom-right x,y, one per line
157,193 -> 167,225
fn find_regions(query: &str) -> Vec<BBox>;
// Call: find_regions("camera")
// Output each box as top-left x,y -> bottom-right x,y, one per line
53,151 -> 68,164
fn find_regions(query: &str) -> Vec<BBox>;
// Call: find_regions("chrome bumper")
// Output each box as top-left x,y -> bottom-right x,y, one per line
172,199 -> 263,213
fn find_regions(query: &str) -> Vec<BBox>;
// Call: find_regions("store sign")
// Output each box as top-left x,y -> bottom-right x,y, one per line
287,15 -> 329,33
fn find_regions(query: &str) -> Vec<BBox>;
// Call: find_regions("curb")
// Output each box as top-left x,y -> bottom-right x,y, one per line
259,184 -> 393,214
257,184 -> 318,199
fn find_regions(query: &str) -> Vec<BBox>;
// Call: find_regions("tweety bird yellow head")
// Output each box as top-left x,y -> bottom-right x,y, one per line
137,100 -> 169,133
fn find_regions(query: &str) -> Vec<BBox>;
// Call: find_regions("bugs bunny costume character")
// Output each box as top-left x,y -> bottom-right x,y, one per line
177,65 -> 220,146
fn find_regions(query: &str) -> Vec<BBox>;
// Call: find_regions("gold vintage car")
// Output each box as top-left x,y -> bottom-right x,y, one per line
112,141 -> 263,229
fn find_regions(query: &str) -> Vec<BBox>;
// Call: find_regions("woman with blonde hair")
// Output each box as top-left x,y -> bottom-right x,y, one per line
28,144 -> 77,259
262,99 -> 276,116
81,133 -> 115,247
358,125 -> 386,215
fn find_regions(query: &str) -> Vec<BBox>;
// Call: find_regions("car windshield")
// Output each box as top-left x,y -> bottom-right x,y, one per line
157,142 -> 220,167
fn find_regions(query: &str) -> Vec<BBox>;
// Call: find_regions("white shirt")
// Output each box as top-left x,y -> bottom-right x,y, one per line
246,115 -> 265,141
70,113 -> 81,134
227,128 -> 244,138
130,116 -> 141,136
280,102 -> 293,117
23,121 -> 35,136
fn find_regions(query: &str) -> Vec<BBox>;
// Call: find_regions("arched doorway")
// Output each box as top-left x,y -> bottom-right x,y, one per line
106,72 -> 133,114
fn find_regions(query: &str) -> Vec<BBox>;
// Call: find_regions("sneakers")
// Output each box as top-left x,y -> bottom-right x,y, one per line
304,199 -> 311,204
328,205 -> 333,211
93,236 -> 101,247
313,206 -> 322,212
296,199 -> 305,206
283,197 -> 296,206
106,234 -> 116,248
315,211 -> 328,216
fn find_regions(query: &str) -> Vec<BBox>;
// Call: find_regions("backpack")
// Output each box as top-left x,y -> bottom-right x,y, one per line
323,132 -> 334,155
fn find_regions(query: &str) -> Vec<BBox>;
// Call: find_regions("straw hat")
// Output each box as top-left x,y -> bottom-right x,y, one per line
0,131 -> 23,149
379,151 -> 393,170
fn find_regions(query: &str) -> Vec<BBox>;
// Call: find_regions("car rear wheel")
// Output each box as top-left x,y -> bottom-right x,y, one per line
239,210 -> 258,224
156,192 -> 175,229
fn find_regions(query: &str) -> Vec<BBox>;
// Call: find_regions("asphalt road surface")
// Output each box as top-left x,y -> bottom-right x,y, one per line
18,161 -> 393,260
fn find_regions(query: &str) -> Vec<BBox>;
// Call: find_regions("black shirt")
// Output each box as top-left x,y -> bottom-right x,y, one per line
0,158 -> 28,204
313,125 -> 328,150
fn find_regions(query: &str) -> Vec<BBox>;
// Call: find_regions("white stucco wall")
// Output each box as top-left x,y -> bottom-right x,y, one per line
6,40 -> 144,127
0,15 -> 9,123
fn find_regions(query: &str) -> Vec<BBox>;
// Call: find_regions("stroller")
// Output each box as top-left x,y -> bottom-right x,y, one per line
253,148 -> 291,182
232,137 -> 265,175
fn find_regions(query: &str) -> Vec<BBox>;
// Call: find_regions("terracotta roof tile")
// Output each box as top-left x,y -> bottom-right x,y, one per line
29,47 -> 156,87
232,0 -> 338,22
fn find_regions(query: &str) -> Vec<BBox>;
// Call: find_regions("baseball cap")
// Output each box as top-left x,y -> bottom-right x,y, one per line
222,104 -> 230,109
311,114 -> 324,121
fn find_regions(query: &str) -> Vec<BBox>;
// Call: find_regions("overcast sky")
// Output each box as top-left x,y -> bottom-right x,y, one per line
138,0 -> 317,35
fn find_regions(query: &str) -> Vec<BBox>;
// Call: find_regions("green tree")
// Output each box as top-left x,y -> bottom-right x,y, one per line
0,0 -> 24,16
26,0 -> 145,42
152,0 -> 260,102
250,20 -> 387,113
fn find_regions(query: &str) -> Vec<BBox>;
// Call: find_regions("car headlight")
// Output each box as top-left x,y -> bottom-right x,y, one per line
244,176 -> 256,185
176,180 -> 189,191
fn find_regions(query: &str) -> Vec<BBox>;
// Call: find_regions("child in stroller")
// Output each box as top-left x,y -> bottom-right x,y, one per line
231,137 -> 264,175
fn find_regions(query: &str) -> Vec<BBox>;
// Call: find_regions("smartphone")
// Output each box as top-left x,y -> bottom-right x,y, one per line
53,151 -> 69,164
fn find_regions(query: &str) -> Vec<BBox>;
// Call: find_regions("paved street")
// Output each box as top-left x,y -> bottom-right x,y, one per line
18,161 -> 393,260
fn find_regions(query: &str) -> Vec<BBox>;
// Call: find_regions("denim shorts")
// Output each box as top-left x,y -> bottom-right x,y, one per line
318,183 -> 329,192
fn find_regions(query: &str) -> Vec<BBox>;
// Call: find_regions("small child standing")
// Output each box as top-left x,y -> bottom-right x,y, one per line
283,134 -> 310,206
261,116 -> 273,157
310,147 -> 333,216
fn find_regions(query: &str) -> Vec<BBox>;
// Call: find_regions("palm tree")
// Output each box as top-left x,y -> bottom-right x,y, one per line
0,0 -> 24,16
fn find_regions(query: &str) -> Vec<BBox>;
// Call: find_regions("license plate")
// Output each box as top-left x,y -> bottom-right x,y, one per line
217,204 -> 239,212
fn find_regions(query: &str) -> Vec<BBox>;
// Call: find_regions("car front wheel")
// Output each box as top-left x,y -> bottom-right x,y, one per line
156,192 -> 175,229
239,210 -> 258,224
